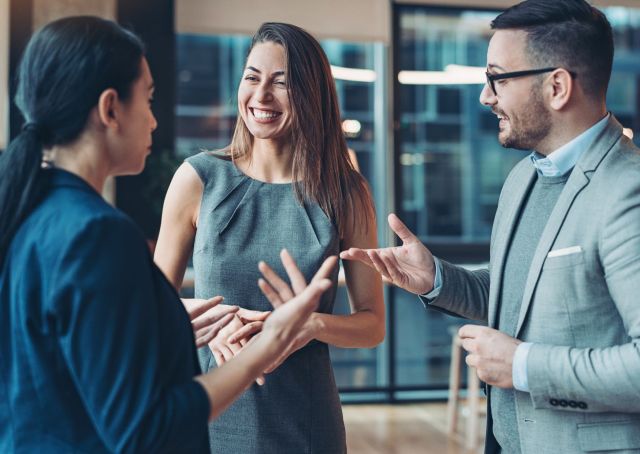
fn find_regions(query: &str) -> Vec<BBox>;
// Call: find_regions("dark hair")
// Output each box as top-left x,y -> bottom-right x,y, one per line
491,0 -> 613,99
0,16 -> 144,261
228,22 -> 373,238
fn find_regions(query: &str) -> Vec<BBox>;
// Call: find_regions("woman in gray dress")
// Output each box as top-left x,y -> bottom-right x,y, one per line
155,22 -> 384,453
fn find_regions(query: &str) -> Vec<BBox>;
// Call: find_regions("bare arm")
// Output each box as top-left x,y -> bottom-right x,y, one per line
154,162 -> 202,290
313,196 -> 385,348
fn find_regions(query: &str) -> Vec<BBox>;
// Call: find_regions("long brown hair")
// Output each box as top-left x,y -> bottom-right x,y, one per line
228,22 -> 373,238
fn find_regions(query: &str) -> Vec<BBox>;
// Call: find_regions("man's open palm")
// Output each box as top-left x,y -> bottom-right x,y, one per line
340,213 -> 436,295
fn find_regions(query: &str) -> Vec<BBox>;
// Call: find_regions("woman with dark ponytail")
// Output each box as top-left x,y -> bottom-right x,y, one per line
0,16 -> 335,453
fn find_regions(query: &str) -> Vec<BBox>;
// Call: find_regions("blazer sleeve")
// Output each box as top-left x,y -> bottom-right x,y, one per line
50,214 -> 209,453
420,258 -> 490,322
526,175 -> 640,413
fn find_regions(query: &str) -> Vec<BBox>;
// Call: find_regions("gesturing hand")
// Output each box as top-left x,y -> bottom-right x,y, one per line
227,308 -> 271,346
181,297 -> 239,348
209,307 -> 270,386
459,325 -> 521,389
208,315 -> 245,367
340,213 -> 436,295
255,250 -> 337,373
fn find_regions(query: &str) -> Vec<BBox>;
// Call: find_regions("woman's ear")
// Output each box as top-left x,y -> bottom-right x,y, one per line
97,88 -> 120,130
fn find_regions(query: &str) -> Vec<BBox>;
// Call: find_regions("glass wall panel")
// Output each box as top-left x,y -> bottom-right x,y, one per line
397,7 -> 524,245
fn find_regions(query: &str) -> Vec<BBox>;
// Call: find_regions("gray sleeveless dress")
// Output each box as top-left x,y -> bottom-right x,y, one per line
186,152 -> 346,454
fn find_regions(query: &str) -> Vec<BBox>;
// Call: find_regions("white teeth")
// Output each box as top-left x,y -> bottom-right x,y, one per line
253,109 -> 279,119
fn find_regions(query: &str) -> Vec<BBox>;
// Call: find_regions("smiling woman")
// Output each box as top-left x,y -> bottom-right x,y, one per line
155,21 -> 384,454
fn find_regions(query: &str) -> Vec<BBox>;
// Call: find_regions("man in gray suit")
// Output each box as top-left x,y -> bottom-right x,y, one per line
341,0 -> 640,452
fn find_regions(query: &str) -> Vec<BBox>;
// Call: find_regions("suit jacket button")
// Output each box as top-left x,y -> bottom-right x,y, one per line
550,399 -> 559,406
559,399 -> 568,407
578,402 -> 588,410
568,401 -> 577,408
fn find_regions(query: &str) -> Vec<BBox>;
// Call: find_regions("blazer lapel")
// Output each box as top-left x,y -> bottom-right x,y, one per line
489,163 -> 536,329
514,116 -> 624,337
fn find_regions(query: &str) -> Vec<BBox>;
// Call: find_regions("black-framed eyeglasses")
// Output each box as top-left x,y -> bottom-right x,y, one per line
485,67 -> 577,96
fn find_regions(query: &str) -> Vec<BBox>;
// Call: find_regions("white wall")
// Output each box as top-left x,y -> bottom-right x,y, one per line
176,0 -> 391,43
33,0 -> 115,29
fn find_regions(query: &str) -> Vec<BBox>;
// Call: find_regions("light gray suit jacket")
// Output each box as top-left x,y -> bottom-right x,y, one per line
427,116 -> 640,453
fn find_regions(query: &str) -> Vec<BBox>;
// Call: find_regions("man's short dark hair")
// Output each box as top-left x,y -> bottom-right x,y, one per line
491,0 -> 613,99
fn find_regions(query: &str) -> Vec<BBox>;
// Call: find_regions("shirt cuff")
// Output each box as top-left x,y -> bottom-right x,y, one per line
512,342 -> 533,392
420,256 -> 442,300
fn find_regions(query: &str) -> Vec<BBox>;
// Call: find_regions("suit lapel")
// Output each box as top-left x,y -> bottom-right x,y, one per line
489,163 -> 536,329
513,116 -> 624,337
513,171 -> 589,336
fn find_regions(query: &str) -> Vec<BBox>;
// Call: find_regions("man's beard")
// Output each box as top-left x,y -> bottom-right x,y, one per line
499,87 -> 552,151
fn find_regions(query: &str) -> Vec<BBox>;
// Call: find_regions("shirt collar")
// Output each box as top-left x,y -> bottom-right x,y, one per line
530,113 -> 610,177
47,167 -> 101,196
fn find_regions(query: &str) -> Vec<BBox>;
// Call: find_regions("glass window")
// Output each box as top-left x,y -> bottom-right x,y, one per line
397,7 -> 526,247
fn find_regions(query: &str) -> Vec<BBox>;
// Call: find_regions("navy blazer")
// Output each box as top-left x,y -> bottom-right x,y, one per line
0,169 -> 209,453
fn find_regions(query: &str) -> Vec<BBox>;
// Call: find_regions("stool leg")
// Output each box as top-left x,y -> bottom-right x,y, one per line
447,335 -> 462,436
466,364 -> 480,450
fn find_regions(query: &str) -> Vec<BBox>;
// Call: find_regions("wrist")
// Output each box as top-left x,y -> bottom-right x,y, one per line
244,334 -> 279,372
307,313 -> 324,340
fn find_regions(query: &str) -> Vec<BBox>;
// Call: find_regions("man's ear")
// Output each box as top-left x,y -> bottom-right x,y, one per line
97,88 -> 120,130
547,69 -> 574,111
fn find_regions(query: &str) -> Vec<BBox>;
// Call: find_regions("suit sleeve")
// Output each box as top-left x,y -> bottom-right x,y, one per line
526,173 -> 640,413
420,258 -> 490,322
419,161 -> 528,322
50,215 -> 209,452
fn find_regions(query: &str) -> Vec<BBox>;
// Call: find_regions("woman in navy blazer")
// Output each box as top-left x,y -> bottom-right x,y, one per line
0,16 -> 335,453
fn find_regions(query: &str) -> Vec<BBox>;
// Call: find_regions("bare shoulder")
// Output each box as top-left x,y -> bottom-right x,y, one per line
163,162 -> 204,227
172,161 -> 204,192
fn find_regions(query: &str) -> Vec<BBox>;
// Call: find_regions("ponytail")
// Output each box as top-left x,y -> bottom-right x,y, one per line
0,127 -> 46,261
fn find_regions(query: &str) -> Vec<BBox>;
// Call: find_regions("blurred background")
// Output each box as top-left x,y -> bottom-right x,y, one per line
2,0 -> 640,408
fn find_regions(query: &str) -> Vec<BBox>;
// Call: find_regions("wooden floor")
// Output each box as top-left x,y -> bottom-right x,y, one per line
343,401 -> 485,454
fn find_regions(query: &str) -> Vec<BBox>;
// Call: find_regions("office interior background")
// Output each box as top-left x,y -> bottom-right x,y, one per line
1,0 -> 639,404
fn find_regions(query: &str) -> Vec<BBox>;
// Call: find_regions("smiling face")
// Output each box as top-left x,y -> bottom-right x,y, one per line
480,30 -> 552,151
237,42 -> 291,142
